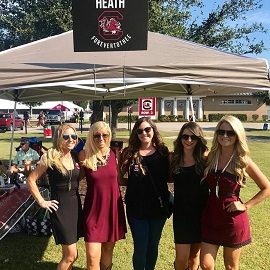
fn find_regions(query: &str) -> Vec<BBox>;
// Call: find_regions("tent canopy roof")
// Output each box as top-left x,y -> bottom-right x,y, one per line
0,31 -> 269,102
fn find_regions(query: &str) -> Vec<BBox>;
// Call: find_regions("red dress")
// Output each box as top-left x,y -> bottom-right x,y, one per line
201,170 -> 251,248
83,150 -> 126,242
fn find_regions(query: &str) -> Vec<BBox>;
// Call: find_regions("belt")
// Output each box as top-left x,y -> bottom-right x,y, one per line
210,191 -> 239,197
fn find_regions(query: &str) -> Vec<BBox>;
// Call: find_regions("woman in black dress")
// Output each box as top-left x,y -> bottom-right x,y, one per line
171,122 -> 208,270
119,117 -> 170,270
27,124 -> 83,270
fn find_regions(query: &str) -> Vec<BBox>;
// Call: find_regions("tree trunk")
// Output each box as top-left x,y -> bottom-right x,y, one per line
91,100 -> 104,125
110,101 -> 119,139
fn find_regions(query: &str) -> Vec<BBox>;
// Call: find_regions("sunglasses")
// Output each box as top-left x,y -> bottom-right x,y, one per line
136,127 -> 152,135
216,129 -> 236,137
93,133 -> 109,140
180,134 -> 199,141
62,134 -> 78,140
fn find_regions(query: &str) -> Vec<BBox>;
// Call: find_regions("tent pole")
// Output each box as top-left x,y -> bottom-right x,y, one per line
8,101 -> 17,176
189,96 -> 195,122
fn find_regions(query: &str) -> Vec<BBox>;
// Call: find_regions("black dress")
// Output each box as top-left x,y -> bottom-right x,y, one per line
44,153 -> 83,245
173,165 -> 208,244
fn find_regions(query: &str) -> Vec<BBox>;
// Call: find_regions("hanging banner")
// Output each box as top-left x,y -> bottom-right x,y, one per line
138,98 -> 156,117
72,0 -> 148,52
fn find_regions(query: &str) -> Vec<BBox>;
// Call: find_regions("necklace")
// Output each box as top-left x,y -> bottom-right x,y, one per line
214,154 -> 234,198
96,150 -> 110,167
67,169 -> 73,191
63,156 -> 73,191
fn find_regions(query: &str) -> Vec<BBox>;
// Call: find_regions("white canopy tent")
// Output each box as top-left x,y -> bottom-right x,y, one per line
0,31 -> 269,166
0,31 -> 269,103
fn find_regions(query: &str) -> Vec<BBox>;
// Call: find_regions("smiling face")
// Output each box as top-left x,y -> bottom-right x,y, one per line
62,127 -> 77,152
181,128 -> 198,151
93,127 -> 110,150
136,121 -> 154,146
217,122 -> 237,148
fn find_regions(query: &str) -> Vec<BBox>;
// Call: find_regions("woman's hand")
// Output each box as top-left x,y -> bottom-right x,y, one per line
225,201 -> 247,212
40,200 -> 59,213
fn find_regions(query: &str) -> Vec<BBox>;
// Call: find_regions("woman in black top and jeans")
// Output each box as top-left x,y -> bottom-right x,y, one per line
119,117 -> 170,270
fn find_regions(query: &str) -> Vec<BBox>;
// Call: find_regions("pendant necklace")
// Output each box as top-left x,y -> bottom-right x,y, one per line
214,154 -> 234,198
67,169 -> 73,191
63,156 -> 73,191
96,149 -> 110,167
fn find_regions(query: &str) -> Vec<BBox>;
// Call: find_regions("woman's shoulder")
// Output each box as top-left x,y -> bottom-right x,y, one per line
78,149 -> 86,161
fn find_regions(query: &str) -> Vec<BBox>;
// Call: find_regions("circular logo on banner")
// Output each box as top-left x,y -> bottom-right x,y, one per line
98,11 -> 124,40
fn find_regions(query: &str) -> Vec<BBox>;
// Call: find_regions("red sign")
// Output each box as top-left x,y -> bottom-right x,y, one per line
138,98 -> 156,117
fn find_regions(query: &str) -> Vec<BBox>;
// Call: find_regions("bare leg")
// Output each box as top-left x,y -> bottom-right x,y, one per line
85,242 -> 102,270
57,243 -> 78,270
200,242 -> 219,270
100,242 -> 115,269
188,243 -> 201,270
223,246 -> 242,270
175,244 -> 190,270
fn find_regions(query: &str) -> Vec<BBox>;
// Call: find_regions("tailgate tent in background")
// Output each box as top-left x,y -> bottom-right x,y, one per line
0,31 -> 269,166
0,31 -> 269,103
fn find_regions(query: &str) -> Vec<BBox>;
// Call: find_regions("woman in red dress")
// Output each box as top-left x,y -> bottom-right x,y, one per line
79,121 -> 126,270
200,115 -> 270,270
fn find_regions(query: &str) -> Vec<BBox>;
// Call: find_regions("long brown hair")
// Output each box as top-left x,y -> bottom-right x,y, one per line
171,122 -> 208,176
120,117 -> 168,177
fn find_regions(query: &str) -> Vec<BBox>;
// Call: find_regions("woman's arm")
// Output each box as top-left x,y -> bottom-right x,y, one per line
244,157 -> 270,210
226,156 -> 270,212
27,162 -> 58,212
117,149 -> 128,186
78,150 -> 86,181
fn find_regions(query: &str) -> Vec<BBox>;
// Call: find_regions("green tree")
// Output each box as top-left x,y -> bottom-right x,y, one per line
252,92 -> 270,105
20,102 -> 44,116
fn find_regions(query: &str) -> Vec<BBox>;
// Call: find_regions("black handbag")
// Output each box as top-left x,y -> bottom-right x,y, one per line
141,157 -> 173,219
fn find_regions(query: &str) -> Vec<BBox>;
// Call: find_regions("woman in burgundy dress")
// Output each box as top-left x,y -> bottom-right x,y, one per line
79,121 -> 126,270
200,115 -> 270,270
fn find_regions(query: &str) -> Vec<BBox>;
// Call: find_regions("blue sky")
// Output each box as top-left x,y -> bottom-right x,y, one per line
202,0 -> 270,66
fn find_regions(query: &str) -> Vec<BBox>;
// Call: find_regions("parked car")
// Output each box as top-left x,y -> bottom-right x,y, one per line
0,113 -> 24,131
45,110 -> 65,125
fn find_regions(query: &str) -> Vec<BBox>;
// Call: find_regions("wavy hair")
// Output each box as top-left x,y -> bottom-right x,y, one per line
204,115 -> 250,186
82,121 -> 112,171
120,117 -> 168,177
45,124 -> 78,174
171,122 -> 208,176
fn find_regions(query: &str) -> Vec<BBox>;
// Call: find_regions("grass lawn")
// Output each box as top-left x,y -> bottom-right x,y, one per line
0,127 -> 270,269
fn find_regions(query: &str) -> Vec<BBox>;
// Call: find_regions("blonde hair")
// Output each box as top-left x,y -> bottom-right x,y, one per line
204,115 -> 249,186
44,124 -> 78,174
82,121 -> 111,171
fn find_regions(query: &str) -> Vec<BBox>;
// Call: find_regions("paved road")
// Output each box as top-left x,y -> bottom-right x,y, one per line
3,121 -> 267,135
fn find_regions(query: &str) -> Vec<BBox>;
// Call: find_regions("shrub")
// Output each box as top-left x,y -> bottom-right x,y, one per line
158,115 -> 169,122
252,114 -> 259,121
208,113 -> 247,122
262,115 -> 268,122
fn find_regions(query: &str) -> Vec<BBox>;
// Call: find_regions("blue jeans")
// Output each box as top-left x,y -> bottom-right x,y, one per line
127,212 -> 166,270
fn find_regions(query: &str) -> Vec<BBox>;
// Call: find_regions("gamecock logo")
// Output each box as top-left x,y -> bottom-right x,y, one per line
98,11 -> 123,40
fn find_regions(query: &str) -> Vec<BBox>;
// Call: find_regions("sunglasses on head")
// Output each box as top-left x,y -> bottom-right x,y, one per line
136,127 -> 152,135
216,129 -> 236,137
62,134 -> 78,141
180,134 -> 199,141
93,133 -> 109,140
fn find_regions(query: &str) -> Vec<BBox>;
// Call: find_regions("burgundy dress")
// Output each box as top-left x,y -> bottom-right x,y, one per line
201,170 -> 251,248
83,149 -> 126,242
